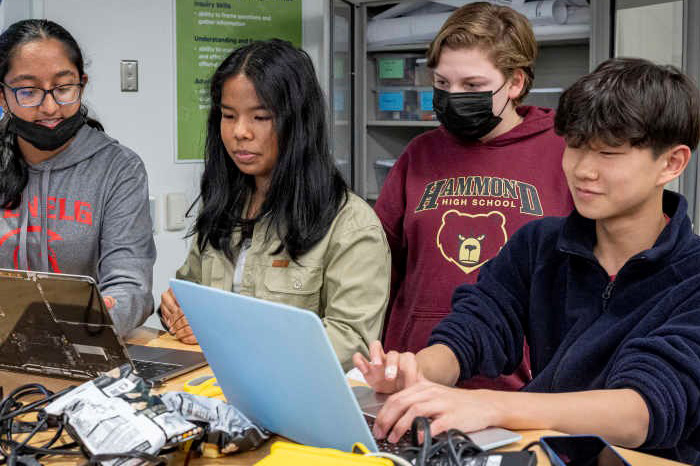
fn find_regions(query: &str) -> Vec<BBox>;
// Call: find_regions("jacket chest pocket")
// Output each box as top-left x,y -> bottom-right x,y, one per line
201,251 -> 228,289
260,265 -> 323,312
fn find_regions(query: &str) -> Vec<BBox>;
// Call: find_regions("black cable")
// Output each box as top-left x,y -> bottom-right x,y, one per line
0,439 -> 82,457
0,385 -> 73,453
413,416 -> 432,465
11,413 -> 48,455
446,429 -> 474,464
522,439 -> 558,464
521,440 -> 542,451
0,383 -> 82,465
0,387 -> 73,422
1,385 -> 48,459
401,417 -> 483,466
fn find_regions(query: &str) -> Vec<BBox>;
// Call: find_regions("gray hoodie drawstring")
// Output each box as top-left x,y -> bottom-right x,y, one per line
40,169 -> 50,272
18,184 -> 29,270
17,169 -> 51,272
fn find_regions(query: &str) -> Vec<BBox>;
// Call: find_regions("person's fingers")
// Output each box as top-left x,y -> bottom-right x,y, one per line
163,295 -> 187,331
170,312 -> 190,333
172,319 -> 190,336
388,404 -> 422,443
353,352 -> 371,375
360,345 -> 394,392
103,296 -> 116,310
428,415 -> 451,439
160,299 -> 172,322
374,381 -> 439,439
179,332 -> 198,345
398,352 -> 419,388
166,287 -> 180,306
160,288 -> 179,320
174,323 -> 196,344
388,398 -> 443,443
384,351 -> 400,380
391,377 -> 435,399
176,331 -> 196,345
160,288 -> 175,306
368,340 -> 385,365
373,393 -> 409,439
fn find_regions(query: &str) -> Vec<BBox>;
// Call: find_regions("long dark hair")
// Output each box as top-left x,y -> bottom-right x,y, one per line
0,19 -> 103,209
193,39 -> 347,261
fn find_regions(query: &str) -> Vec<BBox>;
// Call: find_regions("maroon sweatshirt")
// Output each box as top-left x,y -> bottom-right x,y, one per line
375,106 -> 574,390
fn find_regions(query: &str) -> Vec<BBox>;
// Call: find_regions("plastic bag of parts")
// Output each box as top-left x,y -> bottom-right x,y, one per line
44,364 -> 202,465
161,391 -> 270,455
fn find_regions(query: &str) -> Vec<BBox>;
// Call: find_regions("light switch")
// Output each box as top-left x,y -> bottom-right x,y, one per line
120,60 -> 138,92
165,193 -> 187,231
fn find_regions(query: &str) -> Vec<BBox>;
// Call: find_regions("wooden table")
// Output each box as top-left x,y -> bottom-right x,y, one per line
1,327 -> 687,465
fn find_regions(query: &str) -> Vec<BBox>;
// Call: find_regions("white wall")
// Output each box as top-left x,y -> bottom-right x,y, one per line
41,0 -> 328,327
615,1 -> 683,68
614,0 -> 683,194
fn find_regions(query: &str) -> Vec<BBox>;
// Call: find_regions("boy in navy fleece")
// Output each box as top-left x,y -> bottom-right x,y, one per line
354,57 -> 700,464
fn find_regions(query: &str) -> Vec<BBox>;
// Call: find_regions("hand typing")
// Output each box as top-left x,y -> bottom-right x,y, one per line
352,341 -> 423,394
370,380 -> 501,443
354,341 -> 501,444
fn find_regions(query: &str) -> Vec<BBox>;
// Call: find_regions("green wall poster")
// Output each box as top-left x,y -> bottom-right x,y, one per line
176,0 -> 302,161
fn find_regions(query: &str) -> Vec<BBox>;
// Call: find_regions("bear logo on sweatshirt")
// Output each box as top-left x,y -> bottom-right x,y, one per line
457,233 -> 486,265
437,210 -> 507,275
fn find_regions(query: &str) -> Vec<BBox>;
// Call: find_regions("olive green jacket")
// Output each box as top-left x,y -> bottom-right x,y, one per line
176,192 -> 390,370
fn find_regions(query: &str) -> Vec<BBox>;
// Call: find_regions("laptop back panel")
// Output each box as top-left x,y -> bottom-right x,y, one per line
0,269 -> 130,378
170,278 -> 378,452
0,269 -> 207,383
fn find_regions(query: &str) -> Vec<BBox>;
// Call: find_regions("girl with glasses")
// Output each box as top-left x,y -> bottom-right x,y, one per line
0,20 -> 156,336
159,39 -> 390,371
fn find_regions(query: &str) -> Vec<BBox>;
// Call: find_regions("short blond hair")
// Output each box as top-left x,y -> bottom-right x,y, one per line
427,2 -> 537,105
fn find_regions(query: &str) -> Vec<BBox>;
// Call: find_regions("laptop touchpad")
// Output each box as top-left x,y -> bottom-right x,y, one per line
352,385 -> 389,418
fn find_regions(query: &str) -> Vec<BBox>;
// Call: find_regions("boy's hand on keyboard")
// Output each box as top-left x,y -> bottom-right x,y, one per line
353,341 -> 423,394
371,380 -> 500,444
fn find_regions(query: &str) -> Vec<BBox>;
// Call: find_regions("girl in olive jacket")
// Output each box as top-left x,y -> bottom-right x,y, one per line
160,40 -> 390,371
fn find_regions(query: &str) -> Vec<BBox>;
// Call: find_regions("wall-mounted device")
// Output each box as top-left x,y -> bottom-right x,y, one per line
165,192 -> 187,231
120,60 -> 138,92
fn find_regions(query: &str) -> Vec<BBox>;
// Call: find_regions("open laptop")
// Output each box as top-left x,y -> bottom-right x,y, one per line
170,278 -> 521,452
0,269 -> 206,385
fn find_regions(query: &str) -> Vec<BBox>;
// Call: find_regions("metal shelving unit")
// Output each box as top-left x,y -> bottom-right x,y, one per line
342,1 -> 603,200
333,0 -> 699,216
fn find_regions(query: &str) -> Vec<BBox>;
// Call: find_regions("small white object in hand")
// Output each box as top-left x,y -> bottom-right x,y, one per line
345,367 -> 367,384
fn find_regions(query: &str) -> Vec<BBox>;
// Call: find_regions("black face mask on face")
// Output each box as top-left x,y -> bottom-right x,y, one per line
433,82 -> 509,141
7,108 -> 86,151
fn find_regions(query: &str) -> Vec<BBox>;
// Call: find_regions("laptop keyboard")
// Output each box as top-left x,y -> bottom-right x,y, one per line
132,359 -> 181,381
365,416 -> 413,455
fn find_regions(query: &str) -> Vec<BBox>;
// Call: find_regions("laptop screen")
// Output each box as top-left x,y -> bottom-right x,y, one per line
0,269 -> 130,379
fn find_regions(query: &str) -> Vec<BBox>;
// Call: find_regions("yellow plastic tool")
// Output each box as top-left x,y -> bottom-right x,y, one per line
255,441 -> 392,465
183,374 -> 223,397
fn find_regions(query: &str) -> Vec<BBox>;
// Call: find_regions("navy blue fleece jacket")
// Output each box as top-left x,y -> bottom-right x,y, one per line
429,191 -> 700,464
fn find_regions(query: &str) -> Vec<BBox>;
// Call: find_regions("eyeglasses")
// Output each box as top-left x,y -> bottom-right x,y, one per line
1,82 -> 83,108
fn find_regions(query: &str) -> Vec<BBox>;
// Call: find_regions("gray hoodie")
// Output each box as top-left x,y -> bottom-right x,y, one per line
0,124 -> 156,335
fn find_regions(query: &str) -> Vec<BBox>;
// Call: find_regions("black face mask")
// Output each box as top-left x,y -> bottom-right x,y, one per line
433,83 -> 508,141
7,108 -> 86,151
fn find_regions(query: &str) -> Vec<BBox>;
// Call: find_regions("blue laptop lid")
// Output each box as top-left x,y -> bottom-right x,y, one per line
170,279 -> 378,452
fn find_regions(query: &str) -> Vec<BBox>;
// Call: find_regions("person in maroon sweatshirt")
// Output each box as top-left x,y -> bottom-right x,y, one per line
375,2 -> 574,391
